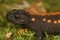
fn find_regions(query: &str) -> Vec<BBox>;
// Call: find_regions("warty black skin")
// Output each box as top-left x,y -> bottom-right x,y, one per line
6,9 -> 60,40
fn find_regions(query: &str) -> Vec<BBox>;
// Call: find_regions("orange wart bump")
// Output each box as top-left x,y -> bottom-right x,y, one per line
47,19 -> 51,23
43,18 -> 46,21
58,20 -> 60,23
31,17 -> 36,22
53,20 -> 57,24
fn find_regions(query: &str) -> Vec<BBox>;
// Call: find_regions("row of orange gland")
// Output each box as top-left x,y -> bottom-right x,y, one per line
42,18 -> 60,24
31,17 -> 60,24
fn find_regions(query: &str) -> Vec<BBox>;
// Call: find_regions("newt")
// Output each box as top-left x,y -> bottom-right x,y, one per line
6,9 -> 60,40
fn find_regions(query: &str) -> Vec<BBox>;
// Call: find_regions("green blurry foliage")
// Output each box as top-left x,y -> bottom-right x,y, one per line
0,0 -> 22,4
43,0 -> 60,12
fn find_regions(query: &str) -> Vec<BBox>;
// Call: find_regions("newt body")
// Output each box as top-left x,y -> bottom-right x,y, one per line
6,9 -> 60,40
